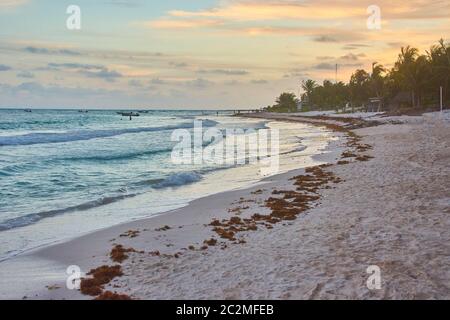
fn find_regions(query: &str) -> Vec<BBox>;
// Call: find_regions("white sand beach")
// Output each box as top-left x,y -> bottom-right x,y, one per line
1,0 -> 450,303
1,111 -> 449,300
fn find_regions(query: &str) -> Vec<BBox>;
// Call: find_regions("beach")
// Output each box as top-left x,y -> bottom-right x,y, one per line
1,0 -> 449,304
1,111 -> 449,300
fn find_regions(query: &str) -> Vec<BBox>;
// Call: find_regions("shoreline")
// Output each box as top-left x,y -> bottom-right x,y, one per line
1,110 -> 449,300
0,115 -> 328,262
0,115 -> 344,300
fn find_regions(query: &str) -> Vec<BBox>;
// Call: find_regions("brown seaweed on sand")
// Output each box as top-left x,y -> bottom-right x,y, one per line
119,229 -> 140,238
95,291 -> 132,300
110,245 -> 139,263
203,120 -> 374,255
341,151 -> 357,158
356,155 -> 374,162
204,238 -> 218,246
80,265 -> 123,296
155,225 -> 171,232
206,165 -> 341,245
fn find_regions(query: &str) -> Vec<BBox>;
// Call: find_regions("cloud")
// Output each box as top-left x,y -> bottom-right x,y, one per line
239,26 -> 363,39
0,0 -> 28,8
0,64 -> 12,71
12,82 -> 43,92
339,53 -> 366,61
24,46 -> 81,56
313,35 -> 339,43
47,63 -> 103,70
0,81 -> 130,107
312,33 -> 364,43
17,71 -> 34,78
283,67 -> 310,78
198,69 -> 249,76
145,14 -> 365,42
342,43 -> 372,50
58,49 -> 81,56
185,78 -> 213,89
104,0 -> 142,7
128,79 -> 143,87
165,1 -> 366,21
224,80 -> 240,86
387,42 -> 407,49
46,63 -> 122,82
160,0 -> 450,22
169,61 -> 188,68
342,63 -> 363,68
316,56 -> 335,60
314,63 -> 336,70
251,79 -> 268,84
143,0 -> 450,49
314,61 -> 362,70
81,69 -> 122,82
150,78 -> 166,85
144,19 -> 222,29
144,0 -> 368,34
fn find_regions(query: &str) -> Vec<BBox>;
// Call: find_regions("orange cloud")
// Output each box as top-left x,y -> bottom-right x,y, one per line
144,19 -> 223,29
141,0 -> 449,53
167,1 -> 365,21
0,0 -> 28,8
156,0 -> 450,24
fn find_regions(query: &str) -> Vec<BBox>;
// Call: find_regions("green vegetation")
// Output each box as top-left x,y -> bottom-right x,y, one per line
267,39 -> 450,113
266,92 -> 299,113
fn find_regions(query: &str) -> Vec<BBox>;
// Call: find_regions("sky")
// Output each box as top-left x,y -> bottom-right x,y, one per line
0,0 -> 449,109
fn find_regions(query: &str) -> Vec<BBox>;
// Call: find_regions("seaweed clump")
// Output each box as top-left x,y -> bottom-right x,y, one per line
80,265 -> 123,296
95,291 -> 132,300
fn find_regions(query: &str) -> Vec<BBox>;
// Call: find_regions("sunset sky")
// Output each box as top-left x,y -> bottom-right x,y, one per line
0,0 -> 449,109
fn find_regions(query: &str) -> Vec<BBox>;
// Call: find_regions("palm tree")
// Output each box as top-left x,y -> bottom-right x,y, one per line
301,79 -> 317,106
278,40 -> 448,112
394,46 -> 424,107
428,39 -> 450,105
273,92 -> 299,113
413,55 -> 432,107
370,62 -> 386,98
349,69 -> 370,111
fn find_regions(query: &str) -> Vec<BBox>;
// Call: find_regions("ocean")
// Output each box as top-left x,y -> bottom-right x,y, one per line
0,109 -> 335,260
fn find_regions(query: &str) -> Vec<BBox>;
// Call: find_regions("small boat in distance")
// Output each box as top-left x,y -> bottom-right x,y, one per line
78,110 -> 89,113
117,111 -> 140,117
24,109 -> 32,113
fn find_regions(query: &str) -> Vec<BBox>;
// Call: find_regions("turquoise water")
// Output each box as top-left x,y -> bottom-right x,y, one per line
0,109 -> 257,230
0,109 -> 335,260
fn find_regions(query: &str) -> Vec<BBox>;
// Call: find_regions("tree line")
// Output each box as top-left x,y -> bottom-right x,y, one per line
267,39 -> 450,113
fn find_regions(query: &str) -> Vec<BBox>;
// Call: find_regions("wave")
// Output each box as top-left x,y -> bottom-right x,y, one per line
0,120 -> 218,146
62,147 -> 173,162
0,171 -> 204,231
153,172 -> 203,188
0,170 -> 12,177
64,131 -> 218,163
252,121 -> 269,130
0,193 -> 138,232
131,172 -> 204,189
280,145 -> 308,156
